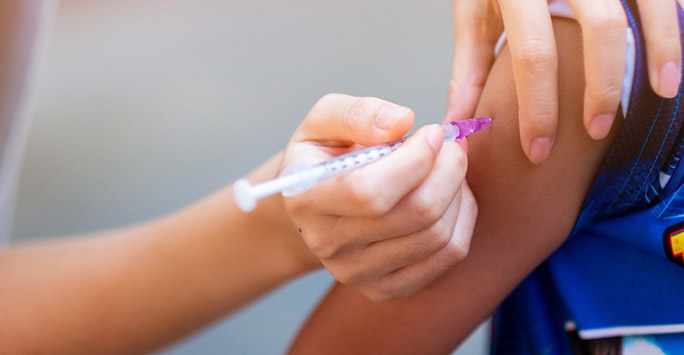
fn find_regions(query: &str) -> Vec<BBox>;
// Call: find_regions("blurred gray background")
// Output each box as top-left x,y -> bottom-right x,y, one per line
13,0 -> 489,353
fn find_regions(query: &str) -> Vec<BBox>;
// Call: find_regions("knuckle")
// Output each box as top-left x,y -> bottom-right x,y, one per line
364,282 -> 401,302
412,192 -> 443,226
583,11 -> 626,36
308,238 -> 341,260
366,197 -> 394,215
445,241 -> 469,264
585,71 -> 623,101
363,289 -> 390,302
642,14 -> 680,49
332,267 -> 363,286
590,80 -> 622,100
351,180 -> 393,215
650,31 -> 681,55
343,96 -> 380,130
514,38 -> 557,69
521,108 -> 557,133
423,221 -> 453,252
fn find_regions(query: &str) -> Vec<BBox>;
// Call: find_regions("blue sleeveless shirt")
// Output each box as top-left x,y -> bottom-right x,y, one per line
492,1 -> 684,353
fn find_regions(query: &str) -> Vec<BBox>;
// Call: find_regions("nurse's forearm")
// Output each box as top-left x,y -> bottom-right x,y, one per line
0,153 -> 319,354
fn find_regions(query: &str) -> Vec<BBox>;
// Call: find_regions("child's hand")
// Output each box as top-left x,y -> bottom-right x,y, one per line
282,94 -> 477,301
448,0 -> 681,164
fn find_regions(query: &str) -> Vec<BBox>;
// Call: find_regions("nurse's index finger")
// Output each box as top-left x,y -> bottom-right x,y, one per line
637,0 -> 682,99
499,0 -> 558,164
570,0 -> 627,140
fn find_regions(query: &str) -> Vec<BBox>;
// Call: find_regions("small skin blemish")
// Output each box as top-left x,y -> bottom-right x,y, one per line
298,228 -> 302,233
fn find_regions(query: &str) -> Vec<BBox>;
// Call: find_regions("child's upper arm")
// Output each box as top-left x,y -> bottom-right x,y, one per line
288,18 -> 623,354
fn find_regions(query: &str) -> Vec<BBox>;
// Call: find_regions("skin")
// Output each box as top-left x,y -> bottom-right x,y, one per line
0,3 -> 476,349
6,0 -> 676,352
448,0 -> 681,164
0,0 -> 484,350
289,18 -> 624,354
0,95 -> 477,354
283,95 -> 477,302
0,154 -> 319,354
0,96 -> 477,353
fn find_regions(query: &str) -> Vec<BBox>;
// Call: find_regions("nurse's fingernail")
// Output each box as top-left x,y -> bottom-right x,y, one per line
588,114 -> 615,140
659,61 -> 681,99
528,137 -> 552,165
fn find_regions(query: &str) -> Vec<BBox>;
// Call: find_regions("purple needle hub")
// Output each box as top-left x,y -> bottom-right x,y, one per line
448,116 -> 492,140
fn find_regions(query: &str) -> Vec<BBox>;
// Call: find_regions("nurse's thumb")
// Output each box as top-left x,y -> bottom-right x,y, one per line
298,94 -> 414,146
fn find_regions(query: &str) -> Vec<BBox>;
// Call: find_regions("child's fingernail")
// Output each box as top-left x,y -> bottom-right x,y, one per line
426,125 -> 444,152
588,114 -> 615,140
528,137 -> 552,164
659,61 -> 680,98
376,105 -> 411,130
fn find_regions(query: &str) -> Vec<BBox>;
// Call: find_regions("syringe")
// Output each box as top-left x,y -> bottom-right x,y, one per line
234,116 -> 492,212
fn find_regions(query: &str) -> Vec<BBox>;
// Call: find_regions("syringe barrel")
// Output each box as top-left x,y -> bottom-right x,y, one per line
282,139 -> 406,196
281,165 -> 326,196
314,141 -> 403,177
234,116 -> 491,212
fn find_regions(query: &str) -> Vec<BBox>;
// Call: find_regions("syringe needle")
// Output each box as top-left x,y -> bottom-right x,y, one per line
234,116 -> 491,212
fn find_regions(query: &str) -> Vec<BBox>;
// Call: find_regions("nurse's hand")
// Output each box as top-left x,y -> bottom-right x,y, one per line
282,94 -> 477,301
448,0 -> 681,165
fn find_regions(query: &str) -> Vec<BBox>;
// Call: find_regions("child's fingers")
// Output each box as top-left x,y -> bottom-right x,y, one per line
569,0 -> 627,140
637,0 -> 682,99
296,93 -> 414,146
447,0 -> 502,122
499,0 -> 559,165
